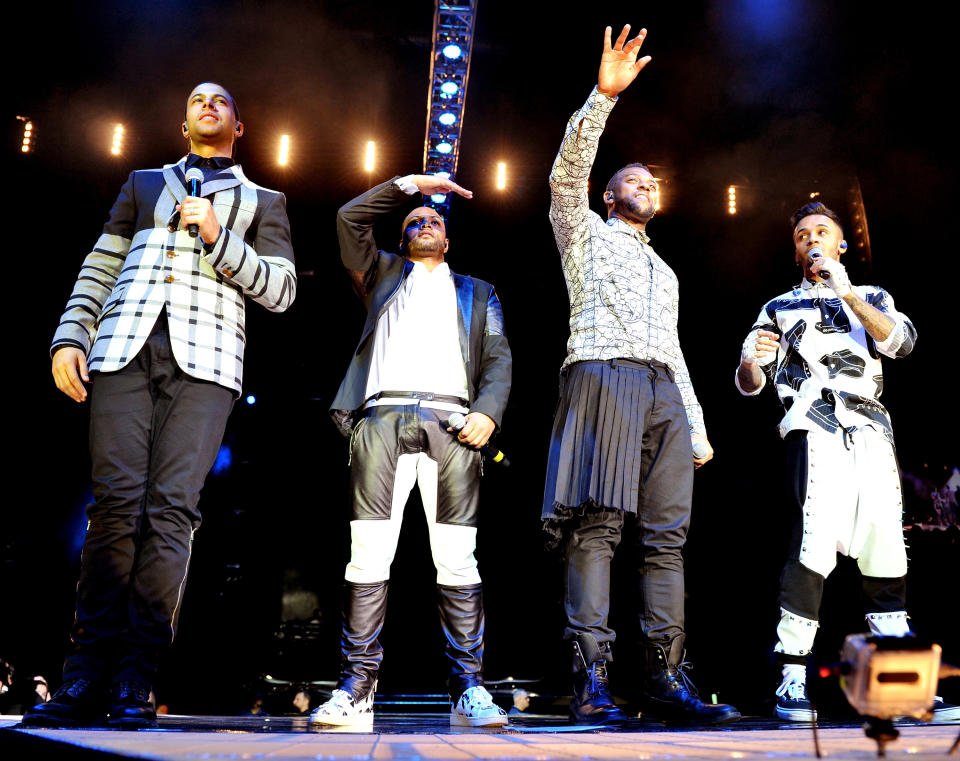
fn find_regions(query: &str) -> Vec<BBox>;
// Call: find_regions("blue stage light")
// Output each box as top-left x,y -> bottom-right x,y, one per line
438,112 -> 457,126
442,44 -> 462,59
434,171 -> 451,179
437,142 -> 452,154
211,445 -> 233,476
246,394 -> 256,405
431,193 -> 447,203
440,81 -> 459,96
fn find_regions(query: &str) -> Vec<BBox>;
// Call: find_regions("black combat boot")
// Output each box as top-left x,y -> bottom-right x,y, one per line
569,633 -> 628,725
21,678 -> 108,727
641,634 -> 740,724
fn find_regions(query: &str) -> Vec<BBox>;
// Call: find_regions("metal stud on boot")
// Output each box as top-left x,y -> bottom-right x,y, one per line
641,635 -> 740,724
569,633 -> 628,725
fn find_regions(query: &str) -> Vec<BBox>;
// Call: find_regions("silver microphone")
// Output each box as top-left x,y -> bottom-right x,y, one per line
808,246 -> 829,279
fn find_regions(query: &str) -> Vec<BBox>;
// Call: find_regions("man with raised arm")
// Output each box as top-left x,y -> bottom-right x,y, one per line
542,26 -> 738,725
25,83 -> 296,729
313,174 -> 511,728
737,201 -> 957,723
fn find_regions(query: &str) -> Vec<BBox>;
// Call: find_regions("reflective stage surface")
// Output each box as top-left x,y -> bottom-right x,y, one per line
3,712 -> 959,760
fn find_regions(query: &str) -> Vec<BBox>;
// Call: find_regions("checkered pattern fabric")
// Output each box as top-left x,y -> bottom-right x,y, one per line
52,157 -> 296,394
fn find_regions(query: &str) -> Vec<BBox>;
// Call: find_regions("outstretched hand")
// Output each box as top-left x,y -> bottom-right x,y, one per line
598,24 -> 652,98
411,175 -> 473,199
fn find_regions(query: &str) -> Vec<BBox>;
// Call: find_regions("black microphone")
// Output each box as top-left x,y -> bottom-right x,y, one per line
184,167 -> 203,238
447,413 -> 510,467
808,246 -> 829,279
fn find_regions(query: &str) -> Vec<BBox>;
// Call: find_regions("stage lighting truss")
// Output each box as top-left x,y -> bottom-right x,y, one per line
422,0 -> 477,214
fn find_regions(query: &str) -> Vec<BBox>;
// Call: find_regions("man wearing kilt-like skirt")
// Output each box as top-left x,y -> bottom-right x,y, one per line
541,25 -> 740,725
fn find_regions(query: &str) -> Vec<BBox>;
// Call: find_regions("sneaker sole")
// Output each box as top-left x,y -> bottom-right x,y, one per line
931,707 -> 960,722
775,706 -> 817,722
309,713 -> 374,728
450,713 -> 508,727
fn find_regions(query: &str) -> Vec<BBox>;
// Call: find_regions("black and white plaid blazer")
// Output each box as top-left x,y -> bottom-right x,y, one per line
51,156 -> 296,395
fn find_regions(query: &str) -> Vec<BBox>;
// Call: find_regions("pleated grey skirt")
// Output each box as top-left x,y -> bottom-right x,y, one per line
541,358 -> 687,522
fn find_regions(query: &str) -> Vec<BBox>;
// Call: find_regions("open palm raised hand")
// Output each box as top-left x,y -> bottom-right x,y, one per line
597,24 -> 652,98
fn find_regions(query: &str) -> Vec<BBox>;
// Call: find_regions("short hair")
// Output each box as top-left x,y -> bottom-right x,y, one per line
606,163 -> 653,195
790,202 -> 842,234
186,82 -> 240,121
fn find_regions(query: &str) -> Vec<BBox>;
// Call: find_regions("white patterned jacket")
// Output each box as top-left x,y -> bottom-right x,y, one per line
51,155 -> 296,395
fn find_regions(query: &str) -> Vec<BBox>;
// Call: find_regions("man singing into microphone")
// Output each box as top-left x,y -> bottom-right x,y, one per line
735,202 -> 956,722
313,175 -> 511,728
25,83 -> 295,728
541,25 -> 738,725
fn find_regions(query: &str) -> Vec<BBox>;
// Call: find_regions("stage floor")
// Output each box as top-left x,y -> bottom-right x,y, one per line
2,713 -> 959,760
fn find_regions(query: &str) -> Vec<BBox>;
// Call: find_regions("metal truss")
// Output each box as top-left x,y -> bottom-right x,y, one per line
421,0 -> 477,215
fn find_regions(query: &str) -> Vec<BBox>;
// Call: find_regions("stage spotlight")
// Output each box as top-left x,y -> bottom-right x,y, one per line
364,140 -> 376,173
728,185 -> 737,215
211,444 -> 233,476
277,134 -> 290,166
245,394 -> 256,405
436,142 -> 452,154
438,112 -> 457,126
496,162 -> 507,190
111,124 -> 125,156
442,43 -> 462,59
19,118 -> 33,153
440,81 -> 459,96
431,193 -> 447,203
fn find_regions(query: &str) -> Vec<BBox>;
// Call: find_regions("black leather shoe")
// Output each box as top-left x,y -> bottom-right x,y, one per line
641,636 -> 740,724
108,681 -> 157,729
570,633 -> 628,725
21,678 -> 108,727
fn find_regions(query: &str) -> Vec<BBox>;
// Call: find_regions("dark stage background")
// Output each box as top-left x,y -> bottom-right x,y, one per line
5,1 -> 958,717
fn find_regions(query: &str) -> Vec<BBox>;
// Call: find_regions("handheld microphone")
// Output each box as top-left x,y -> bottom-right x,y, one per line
447,413 -> 510,467
184,167 -> 203,238
692,441 -> 710,459
808,246 -> 830,279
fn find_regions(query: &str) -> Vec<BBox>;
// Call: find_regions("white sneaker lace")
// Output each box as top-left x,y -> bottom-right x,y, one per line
776,674 -> 808,702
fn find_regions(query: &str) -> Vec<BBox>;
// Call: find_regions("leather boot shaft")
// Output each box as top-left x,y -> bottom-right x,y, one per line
436,583 -> 485,702
339,581 -> 388,700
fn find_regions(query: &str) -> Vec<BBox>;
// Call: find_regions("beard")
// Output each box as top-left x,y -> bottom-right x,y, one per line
407,234 -> 445,256
613,195 -> 655,224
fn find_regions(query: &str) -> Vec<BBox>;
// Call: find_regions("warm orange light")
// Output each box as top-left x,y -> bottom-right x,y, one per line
111,123 -> 125,157
278,134 -> 290,166
364,141 -> 375,173
495,162 -> 507,190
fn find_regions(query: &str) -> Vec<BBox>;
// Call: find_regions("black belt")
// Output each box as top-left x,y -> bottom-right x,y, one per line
570,358 -> 675,383
365,390 -> 468,406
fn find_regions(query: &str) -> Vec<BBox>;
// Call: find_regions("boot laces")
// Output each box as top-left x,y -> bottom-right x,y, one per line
587,661 -> 610,693
673,660 -> 700,698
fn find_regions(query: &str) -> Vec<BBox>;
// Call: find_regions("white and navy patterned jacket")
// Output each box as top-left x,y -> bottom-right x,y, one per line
51,155 -> 296,395
549,87 -> 706,435
737,279 -> 916,442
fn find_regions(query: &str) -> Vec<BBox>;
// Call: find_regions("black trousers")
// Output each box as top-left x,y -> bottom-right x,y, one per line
556,362 -> 693,646
64,315 -> 234,686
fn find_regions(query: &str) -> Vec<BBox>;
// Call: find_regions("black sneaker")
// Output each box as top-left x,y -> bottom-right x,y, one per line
774,671 -> 816,722
931,696 -> 960,722
21,678 -> 108,727
108,681 -> 157,729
